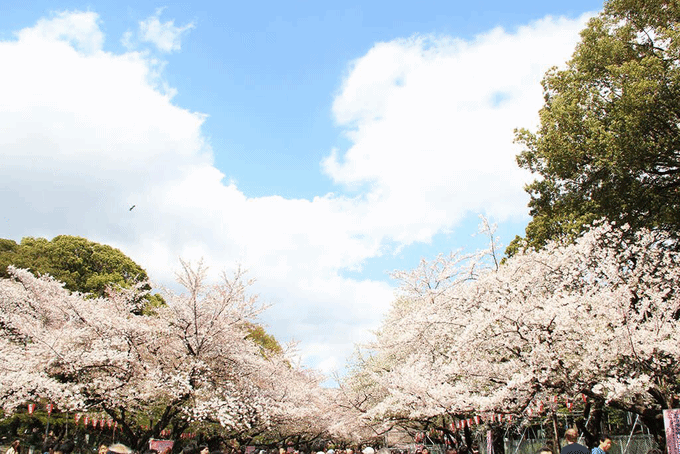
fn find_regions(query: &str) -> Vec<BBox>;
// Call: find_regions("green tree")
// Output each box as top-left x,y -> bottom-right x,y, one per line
0,235 -> 163,312
245,323 -> 284,358
509,0 -> 680,255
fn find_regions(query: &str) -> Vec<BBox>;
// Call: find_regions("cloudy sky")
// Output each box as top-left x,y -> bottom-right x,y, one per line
1,0 -> 603,379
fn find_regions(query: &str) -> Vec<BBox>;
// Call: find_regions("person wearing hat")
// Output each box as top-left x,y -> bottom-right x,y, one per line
362,448 -> 374,454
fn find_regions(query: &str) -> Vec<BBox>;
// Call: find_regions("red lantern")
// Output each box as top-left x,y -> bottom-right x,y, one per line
475,415 -> 481,425
582,394 -> 587,403
28,404 -> 36,415
75,413 -> 81,424
46,403 -> 53,415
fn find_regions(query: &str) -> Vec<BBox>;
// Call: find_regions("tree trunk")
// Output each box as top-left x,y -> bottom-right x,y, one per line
463,425 -> 473,454
640,410 -> 666,453
577,400 -> 604,449
551,412 -> 561,454
491,426 -> 505,454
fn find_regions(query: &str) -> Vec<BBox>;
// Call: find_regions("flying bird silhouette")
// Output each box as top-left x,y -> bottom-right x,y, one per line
129,205 -> 136,211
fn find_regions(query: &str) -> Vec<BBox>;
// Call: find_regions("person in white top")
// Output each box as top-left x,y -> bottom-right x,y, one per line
5,440 -> 20,454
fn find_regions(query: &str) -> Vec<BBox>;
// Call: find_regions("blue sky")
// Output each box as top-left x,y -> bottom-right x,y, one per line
1,0 -> 603,378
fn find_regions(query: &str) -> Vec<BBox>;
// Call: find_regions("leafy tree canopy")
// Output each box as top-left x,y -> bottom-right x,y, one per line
509,0 -> 680,255
0,235 -> 163,312
246,323 -> 284,358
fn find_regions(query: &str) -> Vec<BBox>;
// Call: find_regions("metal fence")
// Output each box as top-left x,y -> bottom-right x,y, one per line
501,434 -> 657,454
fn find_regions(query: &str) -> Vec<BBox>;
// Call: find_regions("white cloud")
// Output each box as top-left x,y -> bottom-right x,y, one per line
324,15 -> 592,247
138,8 -> 194,53
0,11 -> 592,376
15,11 -> 104,54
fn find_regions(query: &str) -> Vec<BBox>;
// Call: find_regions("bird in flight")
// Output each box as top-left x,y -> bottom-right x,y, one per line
129,205 -> 136,211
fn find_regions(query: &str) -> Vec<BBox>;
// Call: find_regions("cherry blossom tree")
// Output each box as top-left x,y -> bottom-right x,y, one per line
228,337 -> 341,447
0,260 -> 334,449
344,222 -> 680,450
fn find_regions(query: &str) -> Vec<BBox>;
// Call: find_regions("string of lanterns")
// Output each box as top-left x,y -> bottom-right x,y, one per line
25,403 -> 195,439
412,394 -> 590,441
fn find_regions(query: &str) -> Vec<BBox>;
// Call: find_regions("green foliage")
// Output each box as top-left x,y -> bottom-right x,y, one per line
0,406 -> 71,449
245,323 -> 283,358
0,235 -> 163,313
511,0 -> 680,254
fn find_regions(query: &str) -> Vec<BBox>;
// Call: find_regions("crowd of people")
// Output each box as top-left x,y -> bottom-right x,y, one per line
2,441 -> 132,454
0,443 -> 388,454
0,441 -> 386,454
1,429 -> 657,454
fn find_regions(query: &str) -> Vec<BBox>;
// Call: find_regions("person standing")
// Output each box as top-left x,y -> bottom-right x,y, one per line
560,429 -> 589,454
6,440 -> 20,454
591,435 -> 612,454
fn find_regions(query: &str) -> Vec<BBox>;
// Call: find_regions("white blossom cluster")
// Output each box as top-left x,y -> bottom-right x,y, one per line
339,222 -> 680,429
0,260 -> 335,442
